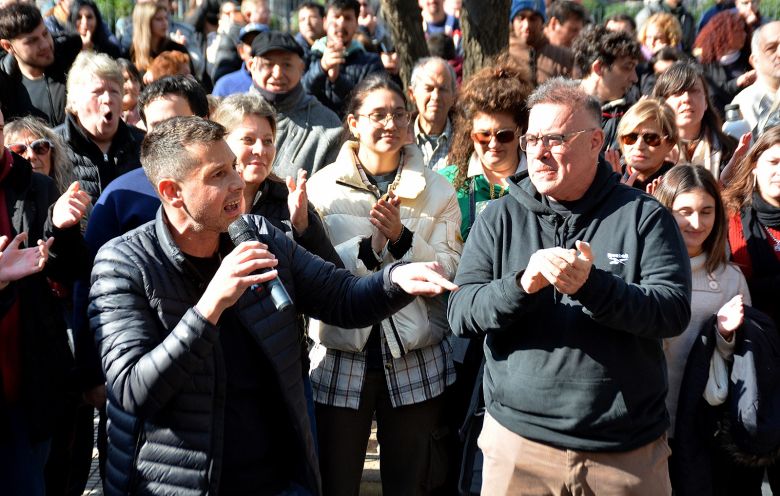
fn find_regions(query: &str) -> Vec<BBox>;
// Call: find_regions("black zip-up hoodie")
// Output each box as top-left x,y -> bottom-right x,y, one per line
448,159 -> 692,451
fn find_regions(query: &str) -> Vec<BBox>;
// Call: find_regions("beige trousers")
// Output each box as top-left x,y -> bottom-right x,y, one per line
478,412 -> 672,496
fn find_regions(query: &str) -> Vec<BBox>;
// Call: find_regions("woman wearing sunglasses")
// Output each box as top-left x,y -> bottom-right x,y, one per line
652,61 -> 736,181
441,59 -> 531,240
307,73 -> 462,495
4,117 -> 72,193
615,98 -> 679,192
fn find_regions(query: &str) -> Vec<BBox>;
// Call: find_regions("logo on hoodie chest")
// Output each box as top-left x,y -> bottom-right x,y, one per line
607,252 -> 629,265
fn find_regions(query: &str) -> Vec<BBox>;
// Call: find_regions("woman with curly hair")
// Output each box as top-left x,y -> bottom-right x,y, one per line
439,57 -> 532,240
653,61 -> 737,180
68,0 -> 121,59
4,116 -> 72,193
693,10 -> 755,113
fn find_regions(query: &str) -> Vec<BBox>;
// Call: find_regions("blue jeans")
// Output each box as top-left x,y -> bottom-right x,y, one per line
0,406 -> 51,496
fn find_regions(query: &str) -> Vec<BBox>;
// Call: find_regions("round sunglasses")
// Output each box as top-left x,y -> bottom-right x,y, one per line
8,139 -> 52,156
619,132 -> 667,147
471,128 -> 518,145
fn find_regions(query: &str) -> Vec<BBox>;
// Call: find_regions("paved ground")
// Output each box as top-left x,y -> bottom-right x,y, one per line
80,411 -> 772,496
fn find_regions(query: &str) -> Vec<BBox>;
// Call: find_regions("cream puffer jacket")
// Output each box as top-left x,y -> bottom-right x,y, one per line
307,141 -> 463,357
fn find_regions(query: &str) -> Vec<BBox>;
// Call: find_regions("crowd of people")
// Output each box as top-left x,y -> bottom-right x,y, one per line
1,0 -> 780,495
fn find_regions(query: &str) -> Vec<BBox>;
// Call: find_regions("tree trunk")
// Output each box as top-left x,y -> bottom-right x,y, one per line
380,0 -> 430,92
460,0 -> 511,79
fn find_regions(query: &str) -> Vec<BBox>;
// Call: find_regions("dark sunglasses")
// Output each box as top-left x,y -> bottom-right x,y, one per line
8,139 -> 52,156
619,132 -> 666,147
471,128 -> 518,145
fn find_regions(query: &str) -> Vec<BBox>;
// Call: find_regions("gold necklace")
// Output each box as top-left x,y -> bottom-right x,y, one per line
489,183 -> 507,200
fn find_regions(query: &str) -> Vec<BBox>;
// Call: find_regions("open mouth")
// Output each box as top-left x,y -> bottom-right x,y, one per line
224,199 -> 241,214
103,111 -> 114,124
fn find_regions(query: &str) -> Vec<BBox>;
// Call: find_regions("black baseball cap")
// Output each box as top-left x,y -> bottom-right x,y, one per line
251,31 -> 304,58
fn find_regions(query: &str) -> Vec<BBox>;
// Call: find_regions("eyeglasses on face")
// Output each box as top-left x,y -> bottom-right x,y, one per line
519,129 -> 594,151
619,132 -> 667,147
471,128 -> 518,145
8,139 -> 52,156
358,111 -> 411,128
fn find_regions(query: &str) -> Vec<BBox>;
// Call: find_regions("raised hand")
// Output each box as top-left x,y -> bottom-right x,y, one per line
52,181 -> 91,229
390,261 -> 458,297
720,132 -> 752,186
605,148 -> 621,175
645,176 -> 664,195
621,165 -> 639,188
0,233 -> 55,288
321,40 -> 345,81
195,241 -> 279,324
716,294 -> 745,341
286,169 -> 309,235
370,191 -> 403,243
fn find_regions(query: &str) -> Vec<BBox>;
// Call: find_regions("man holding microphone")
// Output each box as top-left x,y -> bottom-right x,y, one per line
88,116 -> 455,496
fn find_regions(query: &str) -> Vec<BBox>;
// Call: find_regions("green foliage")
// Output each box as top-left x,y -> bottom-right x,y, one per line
96,0 -> 133,28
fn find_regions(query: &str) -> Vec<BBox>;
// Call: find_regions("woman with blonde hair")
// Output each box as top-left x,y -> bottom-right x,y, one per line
129,2 -> 189,76
211,93 -> 340,264
638,12 -> 683,57
614,97 -> 679,192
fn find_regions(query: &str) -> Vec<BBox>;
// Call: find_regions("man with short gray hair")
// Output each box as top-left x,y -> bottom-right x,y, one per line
448,78 -> 691,495
56,51 -> 144,204
408,56 -> 456,171
733,21 -> 780,129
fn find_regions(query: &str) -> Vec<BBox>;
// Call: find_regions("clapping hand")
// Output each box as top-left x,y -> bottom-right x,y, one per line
370,191 -> 403,244
390,261 -> 457,297
521,241 -> 593,295
717,294 -> 745,341
286,170 -> 309,235
52,181 -> 90,229
0,232 -> 55,289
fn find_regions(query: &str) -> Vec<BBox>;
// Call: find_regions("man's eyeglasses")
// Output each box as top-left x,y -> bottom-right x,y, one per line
471,128 -> 518,145
359,111 -> 411,128
8,139 -> 52,156
519,129 -> 594,151
619,132 -> 667,147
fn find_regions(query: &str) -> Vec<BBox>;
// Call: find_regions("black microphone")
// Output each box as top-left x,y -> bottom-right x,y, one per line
228,217 -> 293,312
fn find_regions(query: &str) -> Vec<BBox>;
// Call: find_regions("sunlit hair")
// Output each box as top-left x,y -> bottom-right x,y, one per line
447,54 -> 532,191
3,116 -> 72,192
638,12 -> 682,49
132,2 -> 167,72
573,23 -> 641,76
212,93 -> 280,183
654,164 -> 727,274
147,50 -> 190,81
617,98 -> 679,154
141,116 -> 226,184
651,61 -> 733,158
694,10 -> 747,64
212,92 -> 277,136
65,51 -> 124,113
722,126 -> 780,213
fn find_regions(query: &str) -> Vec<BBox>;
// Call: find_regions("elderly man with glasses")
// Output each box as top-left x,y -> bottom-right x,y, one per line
448,77 -> 692,495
